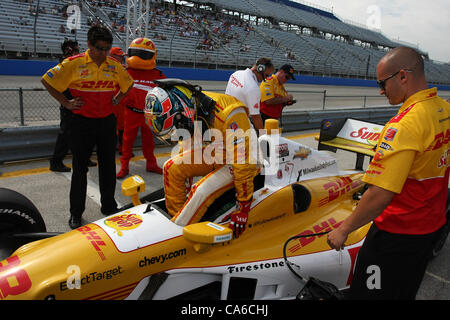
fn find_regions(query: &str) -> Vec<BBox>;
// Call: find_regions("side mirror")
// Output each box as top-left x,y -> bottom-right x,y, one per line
183,222 -> 233,253
121,175 -> 145,206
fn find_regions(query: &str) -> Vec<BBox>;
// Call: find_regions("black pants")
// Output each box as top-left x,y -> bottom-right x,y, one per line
346,224 -> 439,300
69,114 -> 117,218
51,107 -> 73,163
260,111 -> 281,126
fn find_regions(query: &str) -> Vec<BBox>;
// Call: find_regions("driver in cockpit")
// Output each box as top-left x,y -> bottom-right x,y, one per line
144,79 -> 259,238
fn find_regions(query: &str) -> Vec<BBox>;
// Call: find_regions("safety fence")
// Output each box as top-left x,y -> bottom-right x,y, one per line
0,105 -> 399,164
0,87 -> 400,128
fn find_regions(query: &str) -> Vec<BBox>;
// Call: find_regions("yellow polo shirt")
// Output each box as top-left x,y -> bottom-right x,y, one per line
259,74 -> 288,118
363,87 -> 450,234
42,50 -> 133,118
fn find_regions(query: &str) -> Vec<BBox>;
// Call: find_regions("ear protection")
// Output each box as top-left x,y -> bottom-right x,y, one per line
256,59 -> 272,80
256,63 -> 266,74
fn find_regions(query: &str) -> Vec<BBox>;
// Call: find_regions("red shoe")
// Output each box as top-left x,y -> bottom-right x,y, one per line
146,163 -> 163,175
116,167 -> 129,179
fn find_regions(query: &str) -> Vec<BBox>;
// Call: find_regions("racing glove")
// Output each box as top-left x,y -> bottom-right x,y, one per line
230,200 -> 252,238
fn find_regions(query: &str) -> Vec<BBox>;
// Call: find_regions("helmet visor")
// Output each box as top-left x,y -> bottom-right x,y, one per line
127,48 -> 155,60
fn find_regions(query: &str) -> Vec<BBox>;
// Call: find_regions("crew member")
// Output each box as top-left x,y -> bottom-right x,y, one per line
116,37 -> 165,179
327,46 -> 450,299
259,64 -> 295,124
41,25 -> 134,229
225,58 -> 274,132
145,79 -> 259,238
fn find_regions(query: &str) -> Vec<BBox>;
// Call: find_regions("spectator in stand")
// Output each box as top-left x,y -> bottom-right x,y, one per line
259,64 -> 296,124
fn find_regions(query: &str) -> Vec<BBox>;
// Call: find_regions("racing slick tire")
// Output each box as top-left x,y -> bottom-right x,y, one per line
0,188 -> 46,259
431,188 -> 450,258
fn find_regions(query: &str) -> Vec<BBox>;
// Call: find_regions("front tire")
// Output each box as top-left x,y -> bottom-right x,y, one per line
0,188 -> 46,259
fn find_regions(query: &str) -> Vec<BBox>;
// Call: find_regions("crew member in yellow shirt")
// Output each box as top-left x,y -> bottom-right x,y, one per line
327,47 -> 450,299
259,64 -> 295,124
41,26 -> 134,229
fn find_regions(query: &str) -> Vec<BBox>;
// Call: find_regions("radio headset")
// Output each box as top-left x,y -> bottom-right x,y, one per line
256,59 -> 272,81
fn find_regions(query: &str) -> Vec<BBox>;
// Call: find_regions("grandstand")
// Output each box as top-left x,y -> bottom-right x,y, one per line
0,0 -> 449,85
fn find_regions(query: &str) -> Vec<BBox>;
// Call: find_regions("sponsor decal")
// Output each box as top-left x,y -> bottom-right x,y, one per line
0,256 -> 32,299
139,248 -> 187,267
79,80 -> 116,89
77,225 -> 108,261
46,71 -> 54,78
288,218 -> 342,253
59,265 -> 124,291
384,127 -> 397,141
251,213 -> 286,227
227,261 -> 285,274
322,119 -> 332,130
426,129 -> 450,151
438,149 -> 449,168
0,208 -> 37,224
349,127 -> 381,145
297,160 -> 337,180
104,213 -> 143,236
277,143 -> 289,158
293,146 -> 311,160
379,142 -> 393,151
229,122 -> 239,131
373,149 -> 384,162
319,176 -> 362,207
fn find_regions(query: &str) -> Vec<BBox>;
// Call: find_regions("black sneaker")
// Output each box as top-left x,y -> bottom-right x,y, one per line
50,161 -> 71,172
68,215 -> 82,229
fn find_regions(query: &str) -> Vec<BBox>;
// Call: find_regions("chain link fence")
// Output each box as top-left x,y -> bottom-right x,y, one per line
0,88 -> 60,128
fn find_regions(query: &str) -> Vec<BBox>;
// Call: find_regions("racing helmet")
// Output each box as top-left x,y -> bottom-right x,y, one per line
145,85 -> 196,138
126,37 -> 157,70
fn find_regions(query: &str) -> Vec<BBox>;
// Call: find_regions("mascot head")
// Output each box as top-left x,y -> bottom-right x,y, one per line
126,37 -> 157,70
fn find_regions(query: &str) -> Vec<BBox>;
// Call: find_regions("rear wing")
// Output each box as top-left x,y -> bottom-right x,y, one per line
318,118 -> 384,170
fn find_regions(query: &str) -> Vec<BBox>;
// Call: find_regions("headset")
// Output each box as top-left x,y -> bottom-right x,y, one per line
256,58 -> 273,81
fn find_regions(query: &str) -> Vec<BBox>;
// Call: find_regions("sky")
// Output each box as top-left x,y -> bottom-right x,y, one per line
293,0 -> 450,63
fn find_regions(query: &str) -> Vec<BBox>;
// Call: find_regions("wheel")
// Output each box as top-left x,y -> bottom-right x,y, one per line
431,189 -> 450,258
0,188 -> 46,260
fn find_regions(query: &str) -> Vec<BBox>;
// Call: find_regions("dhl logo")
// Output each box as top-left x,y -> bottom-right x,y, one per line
77,225 -> 108,261
319,176 -> 363,207
79,81 -> 116,89
288,218 -> 342,253
426,129 -> 450,151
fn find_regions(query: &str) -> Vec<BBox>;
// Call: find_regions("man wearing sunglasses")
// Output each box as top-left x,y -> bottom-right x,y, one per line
41,25 -> 134,229
327,46 -> 450,299
259,64 -> 296,125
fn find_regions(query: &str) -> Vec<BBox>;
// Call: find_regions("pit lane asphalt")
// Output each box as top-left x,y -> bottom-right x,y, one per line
0,130 -> 448,300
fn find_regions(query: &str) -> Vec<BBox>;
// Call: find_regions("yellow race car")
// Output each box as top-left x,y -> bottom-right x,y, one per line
0,118 -> 448,300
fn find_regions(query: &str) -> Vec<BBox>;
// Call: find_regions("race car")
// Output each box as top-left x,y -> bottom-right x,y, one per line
0,118 -> 448,300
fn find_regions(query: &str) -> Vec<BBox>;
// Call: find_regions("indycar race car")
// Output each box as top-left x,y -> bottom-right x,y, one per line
0,118 -> 448,300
